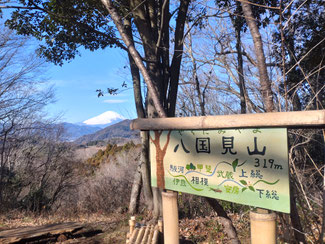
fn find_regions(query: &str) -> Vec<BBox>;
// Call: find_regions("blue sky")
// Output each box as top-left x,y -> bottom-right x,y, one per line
46,47 -> 137,123
1,11 -> 137,124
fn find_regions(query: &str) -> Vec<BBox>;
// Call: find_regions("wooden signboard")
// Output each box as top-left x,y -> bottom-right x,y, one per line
150,128 -> 290,213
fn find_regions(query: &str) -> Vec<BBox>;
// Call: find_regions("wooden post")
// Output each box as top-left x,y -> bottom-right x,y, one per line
250,210 -> 276,244
158,219 -> 163,232
162,191 -> 179,244
131,110 -> 325,130
129,216 -> 136,234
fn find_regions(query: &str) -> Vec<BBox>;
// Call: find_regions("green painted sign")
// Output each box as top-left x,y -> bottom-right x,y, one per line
150,128 -> 290,213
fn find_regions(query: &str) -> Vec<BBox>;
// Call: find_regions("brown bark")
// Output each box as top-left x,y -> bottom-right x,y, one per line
147,103 -> 162,217
241,1 -> 274,112
125,17 -> 154,212
233,16 -> 247,114
147,0 -> 158,36
124,17 -> 145,119
130,0 -> 164,117
187,31 -> 206,116
128,165 -> 142,214
100,0 -> 167,118
140,131 -> 154,210
290,178 -> 307,243
320,129 -> 325,244
167,0 -> 191,117
286,28 -> 302,111
158,0 -> 170,108
129,132 -> 154,213
128,132 -> 154,212
152,187 -> 163,219
205,198 -> 240,244
102,0 -> 190,219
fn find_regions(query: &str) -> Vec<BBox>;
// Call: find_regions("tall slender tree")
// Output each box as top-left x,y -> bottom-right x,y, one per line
3,0 -> 191,217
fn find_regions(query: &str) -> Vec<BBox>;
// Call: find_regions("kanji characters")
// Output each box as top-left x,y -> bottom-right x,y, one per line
196,137 -> 211,153
247,137 -> 266,155
174,138 -> 190,153
222,136 -> 237,155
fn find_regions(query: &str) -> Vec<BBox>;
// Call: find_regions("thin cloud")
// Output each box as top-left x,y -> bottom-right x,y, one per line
103,99 -> 127,104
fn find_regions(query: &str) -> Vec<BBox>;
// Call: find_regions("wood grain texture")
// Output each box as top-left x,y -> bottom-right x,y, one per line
131,110 -> 325,130
0,222 -> 83,243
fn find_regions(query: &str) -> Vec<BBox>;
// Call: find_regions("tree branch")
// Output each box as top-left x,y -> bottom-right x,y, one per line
101,0 -> 167,118
167,0 -> 190,117
241,1 -> 275,112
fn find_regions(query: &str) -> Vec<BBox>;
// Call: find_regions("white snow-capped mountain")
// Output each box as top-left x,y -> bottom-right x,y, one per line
82,111 -> 125,127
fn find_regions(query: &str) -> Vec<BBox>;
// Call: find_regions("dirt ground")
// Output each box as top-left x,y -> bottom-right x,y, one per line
0,212 -> 252,243
0,213 -> 129,243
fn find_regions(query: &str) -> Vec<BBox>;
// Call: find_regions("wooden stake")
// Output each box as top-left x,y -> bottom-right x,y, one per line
135,227 -> 146,244
162,191 -> 179,244
250,211 -> 276,244
151,226 -> 159,244
129,216 -> 136,235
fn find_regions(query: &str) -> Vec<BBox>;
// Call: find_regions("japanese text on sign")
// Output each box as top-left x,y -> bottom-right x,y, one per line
150,128 -> 290,213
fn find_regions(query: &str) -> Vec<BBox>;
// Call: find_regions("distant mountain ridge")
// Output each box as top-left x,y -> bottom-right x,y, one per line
61,111 -> 127,141
74,119 -> 139,145
60,122 -> 102,141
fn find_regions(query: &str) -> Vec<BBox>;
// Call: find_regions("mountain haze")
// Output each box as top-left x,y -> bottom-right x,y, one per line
74,119 -> 139,145
61,122 -> 102,141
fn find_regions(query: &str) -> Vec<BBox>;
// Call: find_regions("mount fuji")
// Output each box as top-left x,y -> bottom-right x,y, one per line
82,111 -> 125,128
61,111 -> 127,141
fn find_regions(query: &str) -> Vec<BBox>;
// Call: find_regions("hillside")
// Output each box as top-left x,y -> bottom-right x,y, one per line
74,119 -> 139,145
61,122 -> 102,141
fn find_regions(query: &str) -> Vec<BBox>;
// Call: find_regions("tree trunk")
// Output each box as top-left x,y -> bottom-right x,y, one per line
187,30 -> 205,116
167,0 -> 191,117
205,198 -> 240,244
0,132 -> 8,205
290,177 -> 307,243
234,17 -> 246,114
129,1 -> 168,218
241,1 -> 274,112
101,0 -> 166,118
286,32 -> 302,111
152,187 -> 163,219
320,129 -> 325,244
128,132 -> 153,213
124,16 -> 154,213
147,97 -> 163,218
129,165 -> 142,214
140,131 -> 154,210
102,0 -> 190,219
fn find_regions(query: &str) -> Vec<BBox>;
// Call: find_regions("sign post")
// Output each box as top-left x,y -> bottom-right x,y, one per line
162,191 -> 179,244
250,211 -> 277,243
131,110 -> 325,243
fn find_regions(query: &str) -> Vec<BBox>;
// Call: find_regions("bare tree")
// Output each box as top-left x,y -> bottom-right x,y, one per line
241,1 -> 274,112
0,25 -> 54,206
